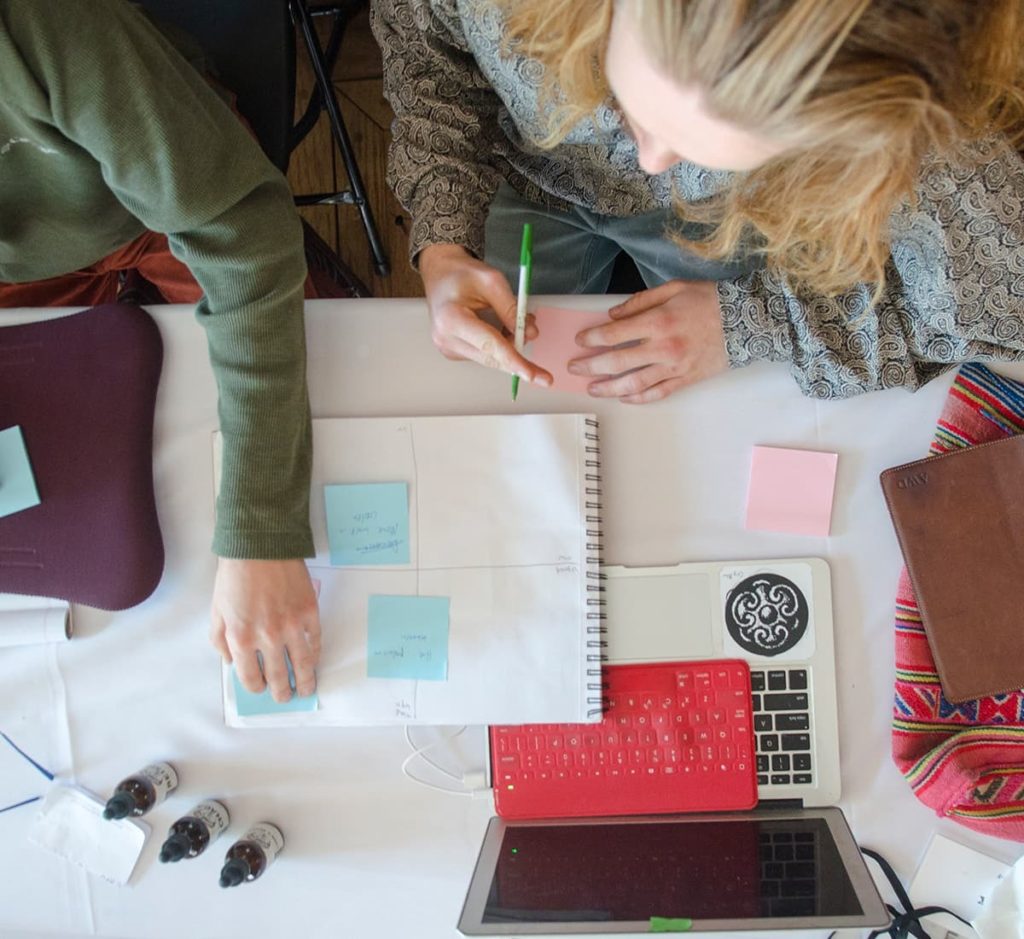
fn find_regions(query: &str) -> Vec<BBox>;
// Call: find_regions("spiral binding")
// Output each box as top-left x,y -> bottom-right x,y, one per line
584,417 -> 608,719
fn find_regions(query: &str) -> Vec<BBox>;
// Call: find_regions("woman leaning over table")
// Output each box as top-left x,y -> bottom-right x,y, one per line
373,0 -> 1024,403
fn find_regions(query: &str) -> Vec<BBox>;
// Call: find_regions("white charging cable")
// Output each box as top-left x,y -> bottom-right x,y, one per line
401,726 -> 488,796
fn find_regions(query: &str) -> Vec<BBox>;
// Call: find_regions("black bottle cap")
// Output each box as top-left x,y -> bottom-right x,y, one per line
102,793 -> 133,820
159,833 -> 189,863
219,858 -> 250,888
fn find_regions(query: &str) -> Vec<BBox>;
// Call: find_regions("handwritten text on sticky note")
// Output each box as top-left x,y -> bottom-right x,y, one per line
367,595 -> 450,681
325,482 -> 410,566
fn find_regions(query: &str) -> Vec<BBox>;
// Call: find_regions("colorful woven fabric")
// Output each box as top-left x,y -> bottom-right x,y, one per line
892,362 -> 1024,841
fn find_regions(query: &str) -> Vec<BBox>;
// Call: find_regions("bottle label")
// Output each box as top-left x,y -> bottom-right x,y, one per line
140,762 -> 178,804
190,800 -> 230,840
243,822 -> 284,867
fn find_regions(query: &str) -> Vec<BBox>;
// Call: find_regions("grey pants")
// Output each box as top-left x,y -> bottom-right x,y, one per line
483,182 -> 758,293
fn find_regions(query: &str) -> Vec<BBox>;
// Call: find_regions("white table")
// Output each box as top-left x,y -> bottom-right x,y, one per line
1,298 -> 1021,939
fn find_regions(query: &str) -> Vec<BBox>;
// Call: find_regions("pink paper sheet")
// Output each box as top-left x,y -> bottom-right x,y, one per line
526,306 -> 611,393
745,445 -> 838,537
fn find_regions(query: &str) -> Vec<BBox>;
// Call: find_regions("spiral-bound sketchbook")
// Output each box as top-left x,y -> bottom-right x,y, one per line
216,413 -> 604,727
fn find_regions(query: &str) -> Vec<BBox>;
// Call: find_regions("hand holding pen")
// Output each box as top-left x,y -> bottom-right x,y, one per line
417,242 -> 552,389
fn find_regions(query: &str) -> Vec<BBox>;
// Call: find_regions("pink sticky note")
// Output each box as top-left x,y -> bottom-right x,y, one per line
745,446 -> 838,537
527,306 -> 611,393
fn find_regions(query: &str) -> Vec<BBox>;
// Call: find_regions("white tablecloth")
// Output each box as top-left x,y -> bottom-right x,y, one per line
1,298 -> 1021,939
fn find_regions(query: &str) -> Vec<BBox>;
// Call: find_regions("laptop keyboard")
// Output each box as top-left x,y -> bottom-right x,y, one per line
491,660 -> 758,820
751,668 -> 814,788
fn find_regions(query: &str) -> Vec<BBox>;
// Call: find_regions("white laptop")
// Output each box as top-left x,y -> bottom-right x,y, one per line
604,557 -> 840,807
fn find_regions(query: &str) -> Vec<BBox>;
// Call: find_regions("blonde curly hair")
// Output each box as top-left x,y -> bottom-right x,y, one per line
499,0 -> 1024,299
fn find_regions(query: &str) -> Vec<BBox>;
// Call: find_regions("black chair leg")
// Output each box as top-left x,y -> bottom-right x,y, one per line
289,0 -> 390,278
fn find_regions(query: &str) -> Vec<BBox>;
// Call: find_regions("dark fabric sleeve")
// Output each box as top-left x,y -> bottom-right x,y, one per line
13,0 -> 313,557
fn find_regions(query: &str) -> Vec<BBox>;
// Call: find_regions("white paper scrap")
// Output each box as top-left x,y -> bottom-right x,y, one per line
0,594 -> 72,647
974,851 -> 1024,939
28,784 -> 148,885
909,833 -> 1011,935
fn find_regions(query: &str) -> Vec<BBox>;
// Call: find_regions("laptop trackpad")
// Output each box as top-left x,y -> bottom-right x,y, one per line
605,573 -> 715,662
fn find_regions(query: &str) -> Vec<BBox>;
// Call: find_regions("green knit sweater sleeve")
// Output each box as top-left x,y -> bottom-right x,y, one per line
5,0 -> 313,559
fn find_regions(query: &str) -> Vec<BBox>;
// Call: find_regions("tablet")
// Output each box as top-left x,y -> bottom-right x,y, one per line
458,807 -> 889,934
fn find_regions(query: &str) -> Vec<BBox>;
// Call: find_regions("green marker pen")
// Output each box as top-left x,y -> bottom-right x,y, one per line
511,223 -> 533,401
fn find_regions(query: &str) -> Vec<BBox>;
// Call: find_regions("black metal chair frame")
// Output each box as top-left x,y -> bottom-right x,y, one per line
288,0 -> 390,277
133,0 -> 375,296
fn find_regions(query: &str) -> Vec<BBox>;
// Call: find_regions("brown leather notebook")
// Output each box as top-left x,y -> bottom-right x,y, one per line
880,433 -> 1024,702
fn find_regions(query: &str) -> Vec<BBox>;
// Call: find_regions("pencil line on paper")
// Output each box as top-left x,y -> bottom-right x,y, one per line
409,425 -> 420,595
306,562 -> 580,573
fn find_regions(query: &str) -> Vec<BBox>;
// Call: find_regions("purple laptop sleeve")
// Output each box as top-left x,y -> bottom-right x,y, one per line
0,304 -> 164,610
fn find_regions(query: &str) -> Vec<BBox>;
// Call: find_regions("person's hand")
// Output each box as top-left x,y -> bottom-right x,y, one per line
568,279 -> 728,403
419,244 -> 552,387
210,558 -> 321,702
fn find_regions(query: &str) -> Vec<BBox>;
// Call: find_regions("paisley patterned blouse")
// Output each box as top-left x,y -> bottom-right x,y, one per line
371,0 -> 1024,398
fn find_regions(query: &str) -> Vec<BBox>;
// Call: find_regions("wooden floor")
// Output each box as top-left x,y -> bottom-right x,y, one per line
287,9 -> 423,298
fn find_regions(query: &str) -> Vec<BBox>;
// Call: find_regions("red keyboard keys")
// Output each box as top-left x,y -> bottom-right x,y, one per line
491,659 -> 757,819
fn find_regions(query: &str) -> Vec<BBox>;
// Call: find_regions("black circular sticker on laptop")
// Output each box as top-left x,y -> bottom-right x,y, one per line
724,573 -> 808,656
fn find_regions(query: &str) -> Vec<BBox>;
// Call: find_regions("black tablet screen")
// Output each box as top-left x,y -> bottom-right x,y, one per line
482,817 -> 862,924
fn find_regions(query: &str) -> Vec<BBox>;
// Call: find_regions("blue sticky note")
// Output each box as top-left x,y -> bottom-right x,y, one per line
0,426 -> 41,520
367,595 -> 450,681
325,482 -> 410,566
231,654 -> 318,717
